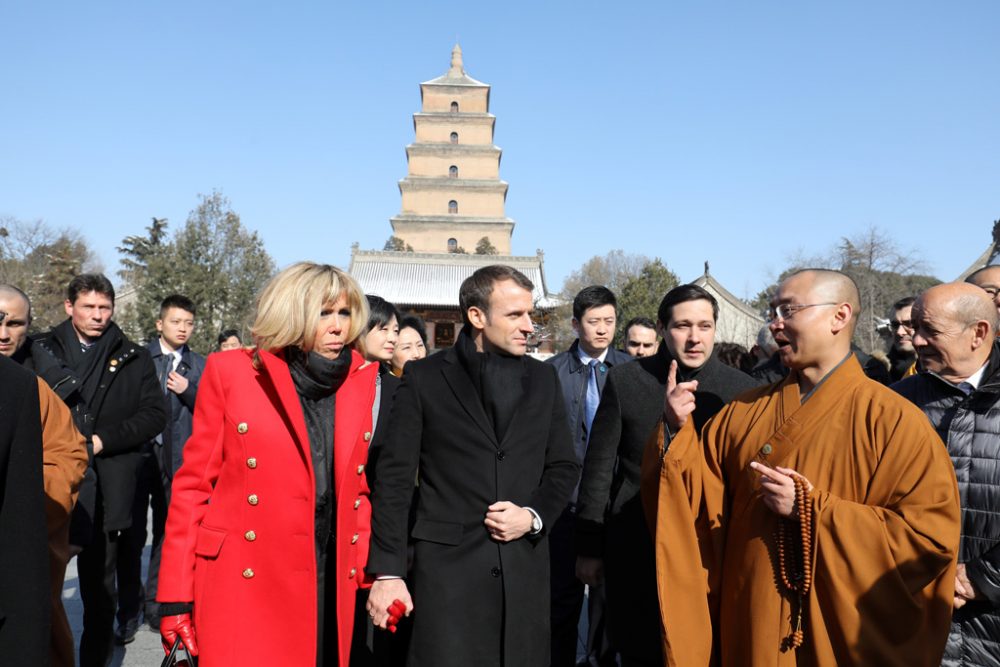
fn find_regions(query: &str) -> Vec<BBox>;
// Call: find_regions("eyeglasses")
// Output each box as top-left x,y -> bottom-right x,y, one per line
766,302 -> 837,322
980,286 -> 1000,299
889,319 -> 914,330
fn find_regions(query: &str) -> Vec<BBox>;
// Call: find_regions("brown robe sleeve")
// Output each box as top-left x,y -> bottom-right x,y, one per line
642,414 -> 730,667
38,377 -> 88,535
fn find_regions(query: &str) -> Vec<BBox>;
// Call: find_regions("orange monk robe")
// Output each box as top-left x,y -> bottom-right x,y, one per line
38,378 -> 88,667
642,356 -> 960,667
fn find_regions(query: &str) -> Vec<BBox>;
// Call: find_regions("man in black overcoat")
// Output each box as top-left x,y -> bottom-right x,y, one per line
34,274 -> 166,667
367,265 -> 579,667
575,284 -> 758,667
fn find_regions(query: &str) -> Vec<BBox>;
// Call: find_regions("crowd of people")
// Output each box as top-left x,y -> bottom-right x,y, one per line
1,261 -> 999,666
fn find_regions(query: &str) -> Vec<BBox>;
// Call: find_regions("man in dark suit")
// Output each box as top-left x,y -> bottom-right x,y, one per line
575,284 -> 758,667
117,294 -> 206,640
547,285 -> 633,667
367,264 -> 579,667
34,273 -> 166,667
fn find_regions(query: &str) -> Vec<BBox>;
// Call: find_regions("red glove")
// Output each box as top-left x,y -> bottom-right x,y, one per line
161,613 -> 199,657
386,599 -> 407,634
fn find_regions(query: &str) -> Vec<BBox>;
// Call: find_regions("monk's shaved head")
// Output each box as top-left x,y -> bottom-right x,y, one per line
918,282 -> 997,333
0,284 -> 31,322
786,269 -> 861,313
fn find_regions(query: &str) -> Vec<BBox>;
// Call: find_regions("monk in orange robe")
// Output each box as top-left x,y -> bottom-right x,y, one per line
643,269 -> 961,666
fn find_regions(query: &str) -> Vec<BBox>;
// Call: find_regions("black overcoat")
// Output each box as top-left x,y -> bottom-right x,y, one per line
575,345 -> 758,663
0,356 -> 51,665
35,324 -> 166,533
369,347 -> 579,667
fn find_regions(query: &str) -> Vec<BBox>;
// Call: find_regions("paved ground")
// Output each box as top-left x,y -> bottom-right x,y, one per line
62,511 -> 595,666
64,530 -> 166,666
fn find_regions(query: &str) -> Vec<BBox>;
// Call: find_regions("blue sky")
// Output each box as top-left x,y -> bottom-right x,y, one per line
2,2 -> 997,300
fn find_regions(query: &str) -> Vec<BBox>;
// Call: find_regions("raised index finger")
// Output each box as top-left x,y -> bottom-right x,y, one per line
667,360 -> 678,392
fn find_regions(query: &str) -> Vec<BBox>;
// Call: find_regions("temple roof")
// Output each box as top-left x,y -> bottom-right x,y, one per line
348,247 -> 558,309
690,262 -> 765,349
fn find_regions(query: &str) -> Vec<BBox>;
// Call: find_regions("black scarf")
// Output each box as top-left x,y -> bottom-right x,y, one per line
50,319 -> 124,434
454,326 -> 526,443
286,347 -> 351,554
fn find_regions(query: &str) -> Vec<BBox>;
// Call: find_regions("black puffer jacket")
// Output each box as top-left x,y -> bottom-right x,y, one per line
893,344 -> 1000,667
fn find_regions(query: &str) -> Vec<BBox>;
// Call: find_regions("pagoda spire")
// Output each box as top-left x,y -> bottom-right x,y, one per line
449,43 -> 464,76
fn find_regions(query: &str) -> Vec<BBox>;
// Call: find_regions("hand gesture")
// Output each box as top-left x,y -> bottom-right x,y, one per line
663,360 -> 698,430
954,563 -> 979,609
367,579 -> 414,629
750,462 -> 812,518
166,371 -> 189,395
484,501 -> 533,542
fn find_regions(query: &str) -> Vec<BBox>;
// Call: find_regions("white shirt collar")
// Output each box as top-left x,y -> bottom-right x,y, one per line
577,343 -> 608,366
159,340 -> 184,370
959,361 -> 988,391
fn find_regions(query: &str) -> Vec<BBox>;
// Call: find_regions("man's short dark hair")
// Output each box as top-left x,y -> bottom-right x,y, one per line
366,295 -> 400,332
218,329 -> 241,346
891,296 -> 917,313
398,314 -> 428,345
624,316 -> 657,337
572,286 -> 617,321
459,265 -> 534,326
67,274 -> 115,305
159,294 -> 196,318
657,284 -> 719,325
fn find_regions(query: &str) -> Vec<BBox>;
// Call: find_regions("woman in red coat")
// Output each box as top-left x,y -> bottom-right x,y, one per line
157,262 -> 379,666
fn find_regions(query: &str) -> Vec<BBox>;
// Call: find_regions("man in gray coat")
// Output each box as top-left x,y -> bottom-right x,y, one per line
893,282 -> 1000,667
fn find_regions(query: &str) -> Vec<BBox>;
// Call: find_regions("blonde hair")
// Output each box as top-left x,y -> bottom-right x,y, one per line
252,262 -> 369,354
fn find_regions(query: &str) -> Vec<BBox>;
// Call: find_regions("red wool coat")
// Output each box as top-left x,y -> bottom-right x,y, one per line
157,348 -> 378,666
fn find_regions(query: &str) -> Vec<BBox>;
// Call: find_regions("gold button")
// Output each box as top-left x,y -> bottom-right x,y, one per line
363,431 -> 371,442
246,457 -> 257,469
353,499 -> 361,509
245,530 -> 256,541
248,494 -> 259,506
237,422 -> 249,434
761,443 -> 773,455
242,568 -> 255,579
356,464 -> 365,475
351,533 -> 359,544
349,567 -> 357,578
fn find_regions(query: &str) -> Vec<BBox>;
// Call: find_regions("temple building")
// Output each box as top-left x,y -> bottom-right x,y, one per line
350,44 -> 556,350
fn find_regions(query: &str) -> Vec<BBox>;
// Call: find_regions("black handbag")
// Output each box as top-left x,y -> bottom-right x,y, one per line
160,637 -> 198,667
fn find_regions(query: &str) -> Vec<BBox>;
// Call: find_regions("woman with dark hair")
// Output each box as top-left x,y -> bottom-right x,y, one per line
157,262 -> 379,666
362,296 -> 399,371
389,315 -> 427,377
216,329 -> 242,351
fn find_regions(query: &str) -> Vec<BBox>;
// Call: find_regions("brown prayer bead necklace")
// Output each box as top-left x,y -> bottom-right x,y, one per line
776,475 -> 813,650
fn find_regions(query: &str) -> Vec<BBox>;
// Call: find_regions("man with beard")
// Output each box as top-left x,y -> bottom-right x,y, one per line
574,284 -> 757,666
887,296 -> 918,382
34,274 -> 165,667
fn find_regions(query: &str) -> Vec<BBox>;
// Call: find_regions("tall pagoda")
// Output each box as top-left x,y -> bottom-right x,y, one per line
350,45 -> 554,350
